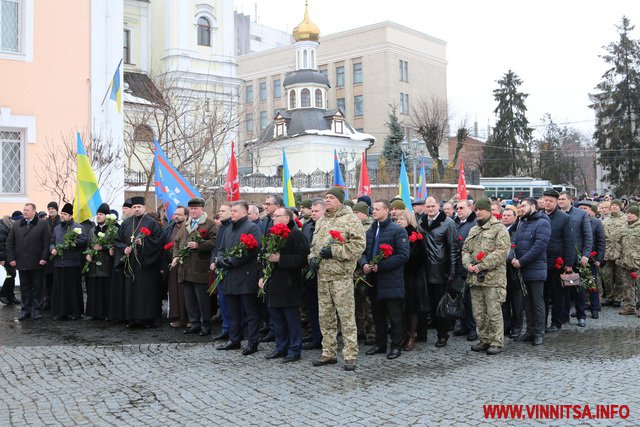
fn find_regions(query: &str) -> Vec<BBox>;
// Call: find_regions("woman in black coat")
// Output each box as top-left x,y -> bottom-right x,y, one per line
396,210 -> 429,351
259,209 -> 309,362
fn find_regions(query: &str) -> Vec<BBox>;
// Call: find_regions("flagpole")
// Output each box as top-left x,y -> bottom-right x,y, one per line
100,58 -> 123,107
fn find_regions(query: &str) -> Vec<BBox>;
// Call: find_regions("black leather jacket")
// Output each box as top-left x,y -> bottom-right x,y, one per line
420,211 -> 459,285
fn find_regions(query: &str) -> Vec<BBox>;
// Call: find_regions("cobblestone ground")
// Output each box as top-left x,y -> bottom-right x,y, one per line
1,299 -> 639,426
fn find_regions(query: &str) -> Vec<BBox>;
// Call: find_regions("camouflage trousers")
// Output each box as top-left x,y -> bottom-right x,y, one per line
354,282 -> 375,341
317,277 -> 359,360
603,262 -> 624,303
470,286 -> 506,348
620,267 -> 640,310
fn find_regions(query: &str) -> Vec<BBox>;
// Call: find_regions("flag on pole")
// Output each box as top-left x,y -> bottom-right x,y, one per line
74,133 -> 103,223
416,156 -> 428,200
109,59 -> 123,113
282,149 -> 295,207
224,142 -> 241,202
357,152 -> 371,197
154,140 -> 201,219
332,149 -> 347,201
399,154 -> 413,212
457,160 -> 468,200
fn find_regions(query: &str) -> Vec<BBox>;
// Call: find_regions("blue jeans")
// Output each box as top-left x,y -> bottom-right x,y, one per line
270,306 -> 302,357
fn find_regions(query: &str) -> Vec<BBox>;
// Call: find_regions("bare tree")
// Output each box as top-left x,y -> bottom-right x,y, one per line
410,97 -> 449,177
452,117 -> 470,167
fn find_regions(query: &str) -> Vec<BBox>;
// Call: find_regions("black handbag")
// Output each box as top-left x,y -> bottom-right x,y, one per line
437,291 -> 464,320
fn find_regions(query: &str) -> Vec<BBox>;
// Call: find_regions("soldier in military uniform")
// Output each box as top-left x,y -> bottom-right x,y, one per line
461,198 -> 511,355
618,205 -> 640,316
352,201 -> 375,345
309,188 -> 366,371
602,199 -> 627,307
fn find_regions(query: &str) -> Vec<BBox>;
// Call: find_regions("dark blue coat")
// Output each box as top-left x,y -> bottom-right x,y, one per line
211,218 -> 232,263
513,211 -> 551,281
50,220 -> 89,268
545,208 -> 576,270
589,217 -> 605,264
217,216 -> 262,295
566,206 -> 592,261
359,216 -> 410,300
455,210 -> 477,242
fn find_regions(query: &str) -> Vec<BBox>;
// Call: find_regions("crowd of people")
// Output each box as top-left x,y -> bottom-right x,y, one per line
0,189 -> 639,372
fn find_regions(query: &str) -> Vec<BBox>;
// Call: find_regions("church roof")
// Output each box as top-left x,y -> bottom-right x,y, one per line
283,69 -> 330,87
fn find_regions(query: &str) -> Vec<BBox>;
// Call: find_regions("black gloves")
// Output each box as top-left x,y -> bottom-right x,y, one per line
218,257 -> 233,269
309,257 -> 320,272
319,246 -> 333,259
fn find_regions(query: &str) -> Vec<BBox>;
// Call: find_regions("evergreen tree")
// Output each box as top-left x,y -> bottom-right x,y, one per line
483,70 -> 533,176
382,105 -> 405,171
592,16 -> 640,195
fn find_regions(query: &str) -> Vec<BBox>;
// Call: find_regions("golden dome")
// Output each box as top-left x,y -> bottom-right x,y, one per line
292,1 -> 320,42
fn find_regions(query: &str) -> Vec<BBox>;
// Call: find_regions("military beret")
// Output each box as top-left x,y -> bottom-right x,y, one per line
390,200 -> 406,210
353,202 -> 369,215
325,187 -> 344,202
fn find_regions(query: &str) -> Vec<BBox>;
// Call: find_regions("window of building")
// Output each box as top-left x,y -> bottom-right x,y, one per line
354,95 -> 363,116
303,49 -> 308,68
319,67 -> 328,78
399,60 -> 409,82
336,65 -> 344,87
260,111 -> 268,129
315,89 -> 323,108
289,90 -> 296,109
301,88 -> 310,107
1,0 -> 20,52
0,130 -> 23,194
245,114 -> 254,132
353,62 -> 362,84
245,84 -> 253,103
123,29 -> 131,64
334,118 -> 344,134
259,81 -> 267,101
197,17 -> 211,46
273,79 -> 281,98
399,93 -> 409,114
275,120 -> 286,138
337,97 -> 345,112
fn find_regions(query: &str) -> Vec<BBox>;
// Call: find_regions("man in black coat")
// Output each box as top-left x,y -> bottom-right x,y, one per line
260,208 -> 309,363
420,196 -> 460,347
301,199 -> 324,350
209,202 -> 233,341
360,200 -> 410,359
5,203 -> 52,320
453,200 -> 478,341
0,214 -> 19,305
578,201 -> 606,319
501,206 -> 523,338
215,201 -> 263,355
43,201 -> 61,310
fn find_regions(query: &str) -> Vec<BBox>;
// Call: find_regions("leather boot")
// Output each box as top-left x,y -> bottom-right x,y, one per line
403,333 -> 416,351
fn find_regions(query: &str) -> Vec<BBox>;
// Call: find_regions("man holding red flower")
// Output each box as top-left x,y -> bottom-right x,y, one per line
359,200 -> 410,360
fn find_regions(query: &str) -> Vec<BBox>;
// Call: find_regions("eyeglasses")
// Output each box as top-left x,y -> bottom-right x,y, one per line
273,214 -> 288,218
456,207 -> 465,211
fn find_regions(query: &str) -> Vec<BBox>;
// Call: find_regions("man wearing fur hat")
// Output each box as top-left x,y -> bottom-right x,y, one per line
171,197 -> 217,336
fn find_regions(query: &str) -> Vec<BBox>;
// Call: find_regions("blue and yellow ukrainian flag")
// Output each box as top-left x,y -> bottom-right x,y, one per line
74,133 -> 103,223
399,154 -> 413,212
282,149 -> 295,207
109,59 -> 123,113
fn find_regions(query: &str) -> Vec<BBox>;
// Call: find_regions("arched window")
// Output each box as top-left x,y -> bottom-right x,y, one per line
315,89 -> 323,108
301,89 -> 311,107
311,51 -> 315,69
303,50 -> 308,68
289,90 -> 296,109
197,17 -> 211,46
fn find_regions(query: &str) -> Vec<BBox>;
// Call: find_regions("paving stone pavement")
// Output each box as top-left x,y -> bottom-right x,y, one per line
0,302 -> 639,426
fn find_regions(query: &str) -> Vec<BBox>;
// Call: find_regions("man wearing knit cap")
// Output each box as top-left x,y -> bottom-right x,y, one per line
299,199 -> 313,224
602,199 -> 627,306
352,200 -> 375,345
85,203 -> 117,320
390,199 -> 405,221
618,205 -> 640,315
43,201 -> 61,311
309,187 -> 365,371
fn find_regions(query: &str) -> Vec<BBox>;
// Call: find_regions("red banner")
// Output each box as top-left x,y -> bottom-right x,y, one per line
457,160 -> 468,200
357,152 -> 371,197
224,142 -> 240,201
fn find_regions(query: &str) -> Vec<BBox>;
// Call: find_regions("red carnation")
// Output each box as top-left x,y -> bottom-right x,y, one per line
140,227 -> 151,237
632,272 -> 638,280
556,257 -> 564,265
329,230 -> 344,243
409,233 -> 417,243
200,229 -> 208,238
294,217 -> 303,228
416,232 -> 423,240
239,234 -> 258,250
511,244 -> 516,249
269,223 -> 291,239
590,251 -> 597,258
163,241 -> 174,251
475,251 -> 486,262
379,244 -> 393,258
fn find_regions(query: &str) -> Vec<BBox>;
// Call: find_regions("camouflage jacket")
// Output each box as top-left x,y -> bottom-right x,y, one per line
353,216 -> 373,281
310,205 -> 366,278
602,213 -> 626,261
620,219 -> 640,270
461,216 -> 511,288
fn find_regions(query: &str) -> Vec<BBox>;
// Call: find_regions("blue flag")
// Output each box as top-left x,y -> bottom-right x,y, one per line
332,149 -> 347,201
154,140 -> 201,219
282,149 -> 295,207
399,154 -> 413,212
416,156 -> 428,201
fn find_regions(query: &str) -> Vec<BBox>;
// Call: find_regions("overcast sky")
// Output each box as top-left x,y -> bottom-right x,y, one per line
235,0 -> 639,139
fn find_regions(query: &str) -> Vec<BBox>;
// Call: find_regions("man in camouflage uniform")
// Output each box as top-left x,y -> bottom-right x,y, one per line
618,205 -> 640,315
309,188 -> 366,371
352,201 -> 375,345
461,198 -> 511,355
602,199 -> 627,307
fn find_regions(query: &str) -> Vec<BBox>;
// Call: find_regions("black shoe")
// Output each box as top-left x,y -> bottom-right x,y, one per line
33,313 -> 43,320
259,334 -> 275,343
302,335 -> 312,343
183,325 -> 201,335
515,333 -> 534,342
546,325 -> 561,333
386,348 -> 401,359
591,310 -> 599,319
570,311 -> 576,318
467,331 -> 478,341
435,338 -> 448,348
282,355 -> 301,363
10,297 -> 20,305
612,301 -> 621,308
212,332 -> 229,341
0,296 -> 10,305
198,329 -> 211,337
365,345 -> 387,355
510,329 -> 522,339
302,342 -> 322,350
217,341 -> 241,350
18,313 -> 30,321
453,328 -> 469,336
265,350 -> 286,360
533,336 -> 543,346
602,299 -> 613,306
242,345 -> 259,356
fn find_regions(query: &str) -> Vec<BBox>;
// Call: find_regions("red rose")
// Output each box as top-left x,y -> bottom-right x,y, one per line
200,229 -> 208,238
632,272 -> 638,280
269,223 -> 291,239
409,232 -> 417,243
329,230 -> 344,243
475,251 -> 486,262
140,227 -> 151,237
379,244 -> 393,258
555,263 -> 563,270
163,241 -> 174,251
294,217 -> 303,228
511,244 -> 516,249
590,251 -> 597,258
555,257 -> 564,265
458,235 -> 463,241
416,232 -> 423,240
239,234 -> 258,250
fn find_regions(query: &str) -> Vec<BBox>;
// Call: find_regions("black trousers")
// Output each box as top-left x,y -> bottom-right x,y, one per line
184,280 -> 211,330
270,306 -> 302,357
304,276 -> 322,345
225,293 -> 260,347
502,271 -> 524,334
44,272 -> 54,308
523,280 -> 545,338
18,269 -> 44,316
372,298 -> 404,349
428,282 -> 452,339
0,264 -> 16,299
544,269 -> 565,328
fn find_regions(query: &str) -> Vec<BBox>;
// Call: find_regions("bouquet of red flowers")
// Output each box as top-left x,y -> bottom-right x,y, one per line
470,250 -> 488,283
259,223 -> 292,298
164,241 -> 175,251
208,233 -> 259,295
555,257 -> 564,270
355,244 -> 394,286
408,231 -> 423,243
121,226 -> 152,278
176,228 -> 208,265
306,229 -> 345,279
